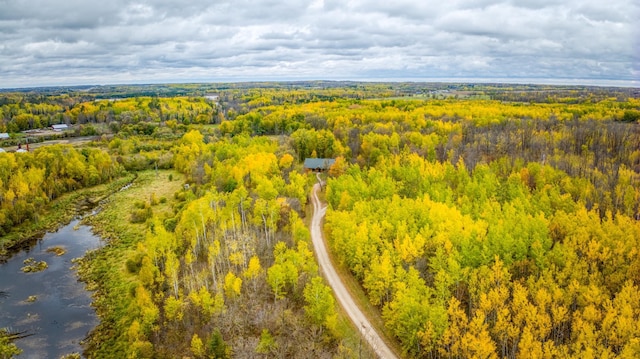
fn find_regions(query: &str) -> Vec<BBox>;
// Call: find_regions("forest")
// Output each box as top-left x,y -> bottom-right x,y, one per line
0,82 -> 639,358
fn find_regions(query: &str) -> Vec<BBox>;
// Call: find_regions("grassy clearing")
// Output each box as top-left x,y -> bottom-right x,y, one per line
79,170 -> 183,358
83,170 -> 182,244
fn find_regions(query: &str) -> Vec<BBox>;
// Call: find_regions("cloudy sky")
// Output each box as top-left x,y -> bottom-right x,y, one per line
1,0 -> 638,88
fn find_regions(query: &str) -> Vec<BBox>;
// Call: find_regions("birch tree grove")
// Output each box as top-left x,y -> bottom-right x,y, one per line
9,85 -> 636,358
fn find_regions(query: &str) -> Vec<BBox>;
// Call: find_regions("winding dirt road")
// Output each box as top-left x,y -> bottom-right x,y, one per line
310,181 -> 399,359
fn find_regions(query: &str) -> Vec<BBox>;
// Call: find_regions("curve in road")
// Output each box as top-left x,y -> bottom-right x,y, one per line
310,181 -> 399,359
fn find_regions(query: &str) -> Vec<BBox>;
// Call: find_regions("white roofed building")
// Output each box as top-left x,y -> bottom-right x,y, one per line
51,124 -> 69,131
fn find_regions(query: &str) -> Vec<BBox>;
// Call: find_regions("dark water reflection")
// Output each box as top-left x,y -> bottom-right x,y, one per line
0,219 -> 101,358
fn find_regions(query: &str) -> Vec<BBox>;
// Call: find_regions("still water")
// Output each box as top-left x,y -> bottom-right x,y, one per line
0,219 -> 101,358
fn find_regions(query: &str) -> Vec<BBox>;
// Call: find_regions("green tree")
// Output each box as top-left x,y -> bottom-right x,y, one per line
206,329 -> 230,359
255,329 -> 278,356
303,277 -> 336,330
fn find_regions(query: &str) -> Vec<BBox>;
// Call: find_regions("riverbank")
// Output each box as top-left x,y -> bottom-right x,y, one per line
0,173 -> 136,262
77,170 -> 183,358
0,219 -> 102,358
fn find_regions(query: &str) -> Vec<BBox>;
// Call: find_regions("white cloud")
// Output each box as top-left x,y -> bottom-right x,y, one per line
0,0 -> 637,88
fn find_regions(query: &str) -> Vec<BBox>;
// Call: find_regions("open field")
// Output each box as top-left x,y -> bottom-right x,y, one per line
1,135 -> 103,152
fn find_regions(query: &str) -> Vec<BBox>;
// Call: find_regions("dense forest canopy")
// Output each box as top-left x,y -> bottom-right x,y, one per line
0,145 -> 121,237
1,82 -> 638,134
0,82 -> 639,358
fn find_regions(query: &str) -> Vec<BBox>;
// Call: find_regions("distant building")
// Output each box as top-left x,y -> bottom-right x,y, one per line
0,133 -> 9,139
304,158 -> 335,172
51,124 -> 69,131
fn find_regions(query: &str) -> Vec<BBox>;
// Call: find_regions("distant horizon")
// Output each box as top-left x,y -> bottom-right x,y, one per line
2,77 -> 638,91
3,1 -> 637,92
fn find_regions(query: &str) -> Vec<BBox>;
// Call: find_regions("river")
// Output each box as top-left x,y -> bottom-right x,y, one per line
0,219 -> 101,358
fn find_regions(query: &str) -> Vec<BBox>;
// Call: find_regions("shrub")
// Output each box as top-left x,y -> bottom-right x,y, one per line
130,207 -> 152,224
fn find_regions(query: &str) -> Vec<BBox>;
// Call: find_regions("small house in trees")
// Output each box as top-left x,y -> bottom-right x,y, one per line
304,158 -> 335,172
0,133 -> 9,140
51,124 -> 69,131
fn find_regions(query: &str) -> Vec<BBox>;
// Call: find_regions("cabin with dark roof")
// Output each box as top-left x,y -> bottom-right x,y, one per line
304,158 -> 335,172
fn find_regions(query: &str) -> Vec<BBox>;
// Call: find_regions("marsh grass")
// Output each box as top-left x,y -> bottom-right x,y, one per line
20,258 -> 48,273
78,170 -> 184,358
46,246 -> 66,256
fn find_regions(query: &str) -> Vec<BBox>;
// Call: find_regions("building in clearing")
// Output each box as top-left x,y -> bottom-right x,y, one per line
51,124 -> 69,131
304,158 -> 335,172
0,133 -> 9,140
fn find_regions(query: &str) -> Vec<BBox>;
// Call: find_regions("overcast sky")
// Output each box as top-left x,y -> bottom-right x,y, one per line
1,0 -> 638,88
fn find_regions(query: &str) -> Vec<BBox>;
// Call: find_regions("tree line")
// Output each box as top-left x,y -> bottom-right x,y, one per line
0,145 -> 121,238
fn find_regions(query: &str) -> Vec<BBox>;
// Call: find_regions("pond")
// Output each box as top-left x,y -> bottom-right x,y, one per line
0,219 -> 102,358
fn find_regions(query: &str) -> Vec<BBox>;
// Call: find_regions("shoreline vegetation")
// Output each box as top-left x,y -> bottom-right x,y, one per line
0,173 -> 135,261
78,170 -> 186,357
1,82 -> 639,358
